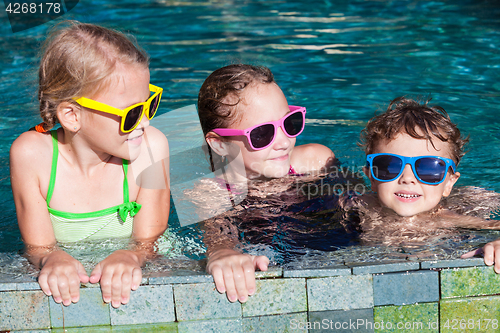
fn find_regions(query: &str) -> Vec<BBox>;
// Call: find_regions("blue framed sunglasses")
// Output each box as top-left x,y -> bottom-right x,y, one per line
366,153 -> 457,185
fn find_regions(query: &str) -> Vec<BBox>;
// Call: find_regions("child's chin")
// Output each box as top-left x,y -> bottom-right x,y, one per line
267,169 -> 290,179
392,207 -> 428,217
396,211 -> 418,217
259,166 -> 290,179
126,150 -> 141,163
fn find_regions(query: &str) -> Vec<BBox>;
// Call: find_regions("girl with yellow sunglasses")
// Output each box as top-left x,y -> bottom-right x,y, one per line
10,21 -> 170,310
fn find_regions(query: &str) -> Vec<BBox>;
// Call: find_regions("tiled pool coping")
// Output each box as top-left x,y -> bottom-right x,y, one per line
1,257 -> 498,332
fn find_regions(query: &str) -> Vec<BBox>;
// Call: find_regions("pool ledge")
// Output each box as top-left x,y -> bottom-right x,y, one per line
1,257 -> 497,332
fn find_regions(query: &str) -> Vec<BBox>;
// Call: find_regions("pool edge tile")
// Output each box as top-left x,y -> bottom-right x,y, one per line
173,282 -> 242,321
110,285 -> 175,325
349,261 -> 420,275
307,275 -> 374,312
373,270 -> 439,306
49,287 -> 110,328
283,266 -> 351,278
242,278 -> 307,317
420,258 -> 485,269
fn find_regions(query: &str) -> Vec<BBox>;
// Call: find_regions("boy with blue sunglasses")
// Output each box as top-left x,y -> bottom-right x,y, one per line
358,97 -> 500,271
361,97 -> 463,218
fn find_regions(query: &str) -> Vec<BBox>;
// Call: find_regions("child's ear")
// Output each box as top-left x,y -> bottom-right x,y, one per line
442,171 -> 460,197
205,132 -> 230,157
363,165 -> 370,178
56,101 -> 81,132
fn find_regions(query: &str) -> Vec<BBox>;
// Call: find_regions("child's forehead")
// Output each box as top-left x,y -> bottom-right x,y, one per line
228,82 -> 287,127
373,132 -> 453,158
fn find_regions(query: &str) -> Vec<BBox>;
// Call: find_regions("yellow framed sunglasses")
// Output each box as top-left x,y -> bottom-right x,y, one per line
73,84 -> 163,133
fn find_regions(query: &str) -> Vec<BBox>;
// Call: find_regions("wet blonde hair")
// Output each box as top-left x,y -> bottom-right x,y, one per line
37,21 -> 149,130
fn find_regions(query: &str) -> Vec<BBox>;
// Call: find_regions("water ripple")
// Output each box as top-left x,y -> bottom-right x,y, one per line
1,0 -> 500,268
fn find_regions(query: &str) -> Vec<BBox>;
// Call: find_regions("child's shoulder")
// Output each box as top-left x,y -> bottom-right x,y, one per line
128,126 -> 169,178
144,126 -> 168,146
141,126 -> 169,157
291,143 -> 335,172
10,130 -> 53,163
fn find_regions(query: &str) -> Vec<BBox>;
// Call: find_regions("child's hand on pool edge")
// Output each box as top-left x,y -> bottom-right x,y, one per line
89,249 -> 143,308
207,248 -> 269,303
461,239 -> 500,273
38,250 -> 89,306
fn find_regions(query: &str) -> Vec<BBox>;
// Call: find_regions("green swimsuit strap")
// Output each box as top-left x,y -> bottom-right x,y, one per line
122,159 -> 130,203
46,130 -> 59,205
118,160 -> 141,222
46,130 -> 130,206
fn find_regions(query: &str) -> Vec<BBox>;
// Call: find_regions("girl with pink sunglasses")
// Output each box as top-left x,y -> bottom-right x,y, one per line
197,64 -> 335,303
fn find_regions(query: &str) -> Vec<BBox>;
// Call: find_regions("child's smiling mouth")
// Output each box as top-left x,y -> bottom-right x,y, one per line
270,154 -> 289,161
395,191 -> 422,201
127,133 -> 143,144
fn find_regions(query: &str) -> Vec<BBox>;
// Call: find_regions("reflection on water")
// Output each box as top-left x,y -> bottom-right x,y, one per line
251,185 -> 500,267
341,187 -> 500,246
283,230 -> 500,270
184,170 -> 500,268
3,173 -> 500,277
1,229 -> 206,279
1,0 -> 500,275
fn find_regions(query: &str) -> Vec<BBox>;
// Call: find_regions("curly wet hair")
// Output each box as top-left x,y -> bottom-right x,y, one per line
360,97 -> 469,164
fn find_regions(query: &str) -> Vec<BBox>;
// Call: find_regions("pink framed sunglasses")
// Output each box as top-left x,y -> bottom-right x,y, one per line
212,105 -> 306,150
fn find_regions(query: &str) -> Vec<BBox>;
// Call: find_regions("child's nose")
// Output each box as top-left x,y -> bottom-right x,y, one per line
272,127 -> 292,150
137,111 -> 150,129
398,164 -> 417,184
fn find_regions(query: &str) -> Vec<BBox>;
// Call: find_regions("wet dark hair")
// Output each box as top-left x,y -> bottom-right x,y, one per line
360,97 -> 469,164
197,64 -> 275,171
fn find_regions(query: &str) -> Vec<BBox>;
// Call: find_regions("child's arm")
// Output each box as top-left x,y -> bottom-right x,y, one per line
291,143 -> 336,173
89,127 -> 170,308
202,216 -> 269,303
438,209 -> 500,273
10,132 -> 89,306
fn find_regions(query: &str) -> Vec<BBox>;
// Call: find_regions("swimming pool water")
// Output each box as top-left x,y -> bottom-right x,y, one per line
1,0 -> 499,262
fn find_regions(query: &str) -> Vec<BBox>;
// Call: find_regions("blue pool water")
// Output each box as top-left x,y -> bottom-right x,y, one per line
1,0 -> 500,266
